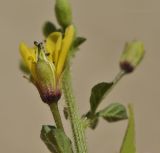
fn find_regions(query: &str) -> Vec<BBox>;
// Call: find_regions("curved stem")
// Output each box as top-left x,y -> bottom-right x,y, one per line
62,66 -> 88,153
104,70 -> 125,98
49,102 -> 64,131
113,70 -> 125,85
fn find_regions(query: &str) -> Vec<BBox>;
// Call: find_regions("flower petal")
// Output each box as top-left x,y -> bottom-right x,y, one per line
46,32 -> 62,63
56,25 -> 75,76
30,61 -> 38,83
54,33 -> 62,66
19,42 -> 37,71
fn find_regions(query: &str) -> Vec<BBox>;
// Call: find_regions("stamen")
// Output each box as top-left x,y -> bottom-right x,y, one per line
34,41 -> 39,46
45,53 -> 50,56
34,41 -> 44,50
34,41 -> 45,57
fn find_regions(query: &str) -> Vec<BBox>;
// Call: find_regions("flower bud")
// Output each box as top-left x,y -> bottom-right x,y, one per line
120,40 -> 145,73
32,48 -> 61,104
55,0 -> 72,28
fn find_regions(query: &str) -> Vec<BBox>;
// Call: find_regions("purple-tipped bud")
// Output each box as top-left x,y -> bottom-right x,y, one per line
120,40 -> 145,73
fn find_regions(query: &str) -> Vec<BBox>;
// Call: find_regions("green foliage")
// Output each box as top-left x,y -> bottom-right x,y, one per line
43,21 -> 57,37
69,36 -> 87,57
90,82 -> 113,113
85,111 -> 99,129
89,117 -> 99,129
98,103 -> 128,122
41,125 -> 73,153
120,105 -> 136,153
84,83 -> 128,129
73,37 -> 86,49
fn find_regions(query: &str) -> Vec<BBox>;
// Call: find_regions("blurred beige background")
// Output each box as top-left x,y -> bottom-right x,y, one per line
0,0 -> 160,153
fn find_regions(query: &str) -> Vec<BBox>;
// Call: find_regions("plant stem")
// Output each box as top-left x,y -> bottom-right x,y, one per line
62,66 -> 88,153
105,70 -> 125,97
113,70 -> 125,85
49,102 -> 64,131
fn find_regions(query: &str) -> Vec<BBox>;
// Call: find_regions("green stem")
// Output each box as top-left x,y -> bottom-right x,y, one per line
84,70 -> 126,129
49,102 -> 64,131
105,70 -> 125,98
62,66 -> 88,153
113,70 -> 125,85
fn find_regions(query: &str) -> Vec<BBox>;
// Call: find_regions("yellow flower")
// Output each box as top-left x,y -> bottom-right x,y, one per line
19,25 -> 75,104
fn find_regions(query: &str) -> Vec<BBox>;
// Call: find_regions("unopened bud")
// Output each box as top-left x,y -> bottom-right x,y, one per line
55,0 -> 72,28
120,40 -> 145,73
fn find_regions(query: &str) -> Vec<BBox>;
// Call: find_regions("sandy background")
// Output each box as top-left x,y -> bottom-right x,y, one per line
0,0 -> 160,153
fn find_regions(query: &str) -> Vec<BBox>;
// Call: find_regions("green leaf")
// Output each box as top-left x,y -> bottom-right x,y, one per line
90,82 -> 113,113
41,125 -> 73,153
90,117 -> 99,129
19,60 -> 30,75
98,103 -> 128,122
41,125 -> 57,153
43,21 -> 57,37
120,104 -> 136,153
69,37 -> 86,57
73,37 -> 86,48
85,111 -> 99,129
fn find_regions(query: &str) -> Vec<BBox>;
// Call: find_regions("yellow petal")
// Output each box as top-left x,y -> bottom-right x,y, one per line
56,25 -> 75,76
46,32 -> 62,63
54,33 -> 62,66
30,61 -> 38,83
19,42 -> 36,71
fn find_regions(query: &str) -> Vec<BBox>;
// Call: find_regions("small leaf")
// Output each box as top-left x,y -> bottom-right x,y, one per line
73,37 -> 86,48
120,104 -> 136,153
90,117 -> 99,129
69,37 -> 86,57
43,21 -> 57,37
90,82 -> 113,113
98,103 -> 128,122
85,111 -> 99,129
41,125 -> 57,153
19,60 -> 30,74
41,125 -> 73,153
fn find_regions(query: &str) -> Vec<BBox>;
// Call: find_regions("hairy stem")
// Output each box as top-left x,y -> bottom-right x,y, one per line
49,102 -> 64,131
62,66 -> 88,153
